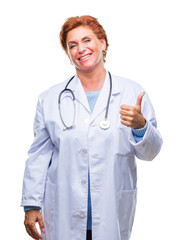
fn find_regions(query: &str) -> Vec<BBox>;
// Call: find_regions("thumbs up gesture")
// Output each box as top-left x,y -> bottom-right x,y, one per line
120,92 -> 146,129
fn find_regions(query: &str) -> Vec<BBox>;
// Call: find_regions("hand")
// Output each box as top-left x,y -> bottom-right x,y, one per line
120,92 -> 146,129
24,209 -> 45,240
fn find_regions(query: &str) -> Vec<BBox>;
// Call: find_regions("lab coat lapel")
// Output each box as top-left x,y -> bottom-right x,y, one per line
64,73 -> 120,119
70,76 -> 91,113
91,72 -> 120,122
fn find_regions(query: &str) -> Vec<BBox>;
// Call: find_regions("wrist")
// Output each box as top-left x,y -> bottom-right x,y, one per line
24,206 -> 41,212
136,117 -> 146,129
132,121 -> 148,137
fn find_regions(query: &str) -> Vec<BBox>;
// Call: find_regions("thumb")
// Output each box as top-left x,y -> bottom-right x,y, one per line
136,92 -> 145,108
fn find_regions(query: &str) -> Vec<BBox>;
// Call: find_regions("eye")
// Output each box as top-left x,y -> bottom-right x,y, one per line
69,44 -> 76,49
84,39 -> 91,43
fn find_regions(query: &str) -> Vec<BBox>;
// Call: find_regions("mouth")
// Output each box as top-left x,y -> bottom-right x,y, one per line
78,53 -> 92,61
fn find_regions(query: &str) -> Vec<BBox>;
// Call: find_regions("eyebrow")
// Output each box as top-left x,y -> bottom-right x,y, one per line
68,35 -> 91,45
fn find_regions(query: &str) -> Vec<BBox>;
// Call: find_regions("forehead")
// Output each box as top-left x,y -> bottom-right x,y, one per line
67,26 -> 96,43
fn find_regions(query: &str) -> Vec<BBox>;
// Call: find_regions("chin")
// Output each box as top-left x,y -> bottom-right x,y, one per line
74,62 -> 94,71
77,65 -> 96,72
75,58 -> 103,72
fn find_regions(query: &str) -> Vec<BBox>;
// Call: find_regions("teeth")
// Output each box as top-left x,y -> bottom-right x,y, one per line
80,54 -> 91,60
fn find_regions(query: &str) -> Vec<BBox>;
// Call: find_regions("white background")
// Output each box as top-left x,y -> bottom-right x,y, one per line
0,0 -> 183,239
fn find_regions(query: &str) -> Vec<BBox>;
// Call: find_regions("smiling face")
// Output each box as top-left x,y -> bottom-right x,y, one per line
66,26 -> 106,73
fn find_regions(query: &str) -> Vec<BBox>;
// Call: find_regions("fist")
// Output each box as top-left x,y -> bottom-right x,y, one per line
120,92 -> 146,129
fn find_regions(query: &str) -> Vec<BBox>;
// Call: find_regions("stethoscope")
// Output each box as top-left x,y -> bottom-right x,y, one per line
58,72 -> 112,131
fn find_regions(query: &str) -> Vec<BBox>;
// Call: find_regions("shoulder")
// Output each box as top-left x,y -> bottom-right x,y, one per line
37,78 -> 70,103
111,73 -> 144,93
110,73 -> 150,107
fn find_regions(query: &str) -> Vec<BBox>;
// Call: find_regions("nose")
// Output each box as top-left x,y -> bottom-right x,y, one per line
78,43 -> 86,54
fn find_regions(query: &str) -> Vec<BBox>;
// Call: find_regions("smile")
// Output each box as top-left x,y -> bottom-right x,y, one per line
78,54 -> 92,61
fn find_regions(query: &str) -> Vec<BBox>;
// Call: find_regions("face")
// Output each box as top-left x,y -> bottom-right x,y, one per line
66,26 -> 106,72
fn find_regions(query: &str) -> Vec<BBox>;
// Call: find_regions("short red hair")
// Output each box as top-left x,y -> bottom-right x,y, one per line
59,15 -> 109,62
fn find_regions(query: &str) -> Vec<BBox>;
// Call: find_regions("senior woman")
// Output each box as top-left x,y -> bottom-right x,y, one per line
21,15 -> 163,240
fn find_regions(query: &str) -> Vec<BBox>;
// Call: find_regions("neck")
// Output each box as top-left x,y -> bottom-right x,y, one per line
76,64 -> 106,92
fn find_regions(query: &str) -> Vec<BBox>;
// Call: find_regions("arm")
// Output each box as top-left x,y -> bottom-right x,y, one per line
120,92 -> 163,160
132,121 -> 148,143
21,96 -> 54,239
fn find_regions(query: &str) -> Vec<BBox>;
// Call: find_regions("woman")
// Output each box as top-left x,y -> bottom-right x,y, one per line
21,15 -> 163,240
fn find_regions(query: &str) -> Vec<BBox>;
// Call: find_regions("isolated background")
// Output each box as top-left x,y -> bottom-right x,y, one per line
1,0 -> 183,239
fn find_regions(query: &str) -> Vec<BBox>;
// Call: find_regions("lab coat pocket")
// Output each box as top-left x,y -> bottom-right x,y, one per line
43,182 -> 55,230
114,124 -> 134,156
117,188 -> 137,232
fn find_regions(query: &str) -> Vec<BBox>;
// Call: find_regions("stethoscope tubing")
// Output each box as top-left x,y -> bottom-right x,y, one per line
104,71 -> 112,120
58,72 -> 112,130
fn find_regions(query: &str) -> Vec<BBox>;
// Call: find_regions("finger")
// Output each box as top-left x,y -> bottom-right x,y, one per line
25,223 -> 42,240
120,118 -> 131,127
120,104 -> 133,111
136,92 -> 145,107
26,226 -> 37,240
120,109 -> 137,118
38,214 -> 45,234
29,224 -> 43,240
26,227 -> 33,238
120,115 -> 133,125
120,115 -> 133,121
119,109 -> 129,116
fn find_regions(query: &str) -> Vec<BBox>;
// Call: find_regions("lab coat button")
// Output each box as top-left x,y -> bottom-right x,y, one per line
81,179 -> 86,184
82,149 -> 88,154
80,211 -> 85,218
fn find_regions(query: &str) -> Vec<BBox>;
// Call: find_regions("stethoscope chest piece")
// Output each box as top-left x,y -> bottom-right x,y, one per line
100,119 -> 110,130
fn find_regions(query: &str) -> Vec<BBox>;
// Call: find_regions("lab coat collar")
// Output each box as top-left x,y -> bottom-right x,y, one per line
66,74 -> 91,113
90,70 -> 120,122
64,70 -> 121,116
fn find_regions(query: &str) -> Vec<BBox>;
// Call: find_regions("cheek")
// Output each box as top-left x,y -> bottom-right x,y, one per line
68,51 -> 77,61
89,45 -> 101,58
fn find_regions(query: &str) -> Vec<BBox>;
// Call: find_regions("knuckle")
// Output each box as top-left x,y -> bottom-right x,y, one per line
130,110 -> 135,117
24,220 -> 29,226
25,223 -> 31,228
25,221 -> 34,228
30,222 -> 35,228
126,122 -> 131,127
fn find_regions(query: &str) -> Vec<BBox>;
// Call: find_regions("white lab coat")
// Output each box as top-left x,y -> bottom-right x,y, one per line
21,71 -> 163,240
